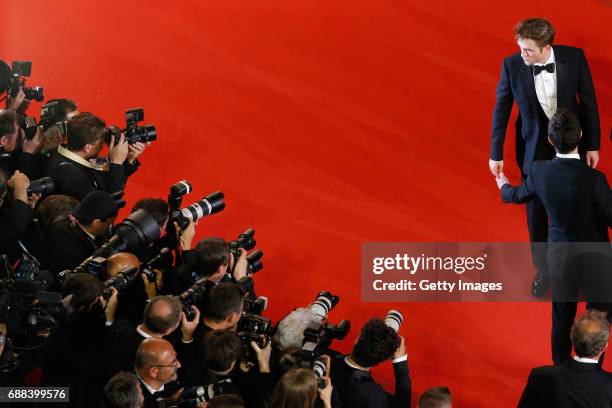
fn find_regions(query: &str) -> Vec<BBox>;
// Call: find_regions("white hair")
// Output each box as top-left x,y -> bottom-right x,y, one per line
273,307 -> 323,351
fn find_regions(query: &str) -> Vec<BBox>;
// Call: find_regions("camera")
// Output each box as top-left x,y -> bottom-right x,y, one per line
156,379 -> 234,408
21,115 -> 38,140
124,108 -> 156,144
237,313 -> 275,363
140,247 -> 170,283
26,177 -> 54,196
384,310 -> 404,333
173,191 -> 225,230
243,296 -> 267,315
296,291 -> 349,369
39,101 -> 68,135
7,61 -> 44,102
246,249 -> 264,274
102,265 -> 139,300
230,228 -> 256,256
309,291 -> 339,320
177,278 -> 209,320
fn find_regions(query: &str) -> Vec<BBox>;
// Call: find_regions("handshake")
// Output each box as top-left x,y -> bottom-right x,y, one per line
488,159 -> 510,190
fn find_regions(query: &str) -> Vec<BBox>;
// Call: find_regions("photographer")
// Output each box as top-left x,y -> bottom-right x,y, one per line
270,367 -> 333,408
105,295 -> 199,380
0,110 -> 43,178
184,330 -> 273,408
102,371 -> 145,408
168,237 -> 248,296
45,112 -> 146,200
134,338 -> 182,408
331,318 -> 411,408
39,190 -> 119,274
0,170 -> 39,264
41,273 -> 119,407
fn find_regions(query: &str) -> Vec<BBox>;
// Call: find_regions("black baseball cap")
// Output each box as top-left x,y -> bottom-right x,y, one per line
72,191 -> 119,223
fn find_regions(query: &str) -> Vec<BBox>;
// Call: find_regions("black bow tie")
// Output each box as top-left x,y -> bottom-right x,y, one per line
533,63 -> 555,76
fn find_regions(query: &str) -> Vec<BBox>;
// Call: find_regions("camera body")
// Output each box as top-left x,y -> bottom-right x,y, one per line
102,265 -> 139,300
237,313 -> 275,363
8,61 -> 44,102
177,278 -> 209,320
124,108 -> 157,144
297,319 -> 350,369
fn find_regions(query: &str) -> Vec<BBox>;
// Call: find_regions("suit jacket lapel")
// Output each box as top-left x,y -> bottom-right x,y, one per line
520,64 -> 540,117
554,46 -> 567,108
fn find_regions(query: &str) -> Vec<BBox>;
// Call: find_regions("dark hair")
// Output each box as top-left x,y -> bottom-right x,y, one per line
143,296 -> 182,334
192,237 -> 230,277
0,110 -> 17,138
132,198 -> 169,228
103,371 -> 142,408
61,273 -> 104,311
207,395 -> 245,408
419,387 -> 452,408
270,368 -> 318,408
66,112 -> 106,151
36,195 -> 79,232
352,318 -> 401,367
0,169 -> 7,197
571,313 -> 610,358
548,108 -> 581,154
202,330 -> 243,373
203,283 -> 244,322
514,18 -> 555,48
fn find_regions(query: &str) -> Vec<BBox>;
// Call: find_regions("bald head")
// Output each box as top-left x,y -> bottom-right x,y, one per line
107,252 -> 141,279
571,312 -> 610,358
142,296 -> 182,336
135,338 -> 180,386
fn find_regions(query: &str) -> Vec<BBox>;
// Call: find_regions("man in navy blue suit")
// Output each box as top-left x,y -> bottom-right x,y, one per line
489,17 -> 601,298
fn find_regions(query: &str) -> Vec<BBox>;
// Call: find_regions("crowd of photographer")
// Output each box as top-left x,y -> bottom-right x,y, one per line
0,60 -> 451,408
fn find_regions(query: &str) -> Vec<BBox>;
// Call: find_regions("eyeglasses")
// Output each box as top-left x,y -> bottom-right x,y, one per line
151,360 -> 179,369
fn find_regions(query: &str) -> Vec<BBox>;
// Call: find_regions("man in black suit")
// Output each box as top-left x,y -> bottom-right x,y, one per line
497,109 -> 612,364
518,312 -> 612,407
489,17 -> 601,297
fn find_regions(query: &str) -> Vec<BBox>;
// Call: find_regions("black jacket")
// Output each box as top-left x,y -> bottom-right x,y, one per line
491,45 -> 600,174
45,149 -> 139,201
518,359 -> 612,407
501,158 -> 612,243
35,219 -> 99,275
331,354 -> 411,408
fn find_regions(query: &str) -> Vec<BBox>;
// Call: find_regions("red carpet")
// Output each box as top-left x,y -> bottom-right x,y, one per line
2,1 -> 611,405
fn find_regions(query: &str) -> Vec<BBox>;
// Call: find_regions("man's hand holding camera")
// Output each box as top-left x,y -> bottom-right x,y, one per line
108,133 -> 130,165
250,337 -> 272,373
180,305 -> 201,343
7,170 -> 30,204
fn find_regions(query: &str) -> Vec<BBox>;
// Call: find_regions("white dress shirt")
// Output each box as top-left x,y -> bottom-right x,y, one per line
574,356 -> 599,364
534,48 -> 557,120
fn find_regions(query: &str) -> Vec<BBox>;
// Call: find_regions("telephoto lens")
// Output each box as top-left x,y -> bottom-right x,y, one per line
309,291 -> 340,319
230,228 -> 256,253
246,250 -> 264,274
182,379 -> 233,403
177,279 -> 209,320
384,310 -> 403,333
177,191 -> 225,229
27,177 -> 54,196
312,358 -> 327,389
